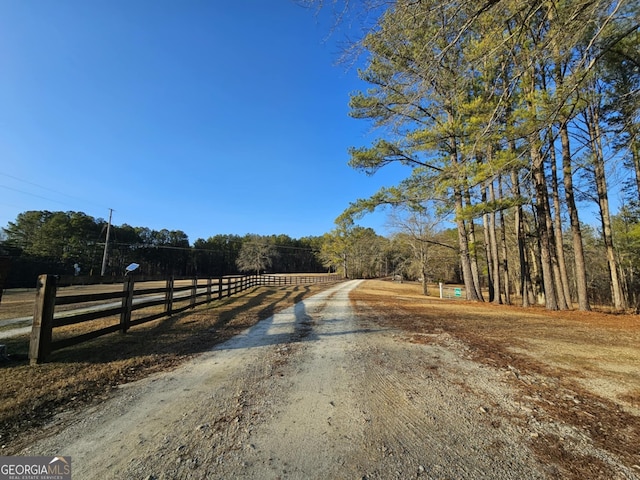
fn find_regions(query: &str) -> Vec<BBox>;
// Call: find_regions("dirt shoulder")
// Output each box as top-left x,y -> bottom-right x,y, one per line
9,279 -> 640,479
351,280 -> 640,479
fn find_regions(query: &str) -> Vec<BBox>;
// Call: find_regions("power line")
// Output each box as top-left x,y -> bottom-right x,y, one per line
0,172 -> 111,211
0,184 -> 72,207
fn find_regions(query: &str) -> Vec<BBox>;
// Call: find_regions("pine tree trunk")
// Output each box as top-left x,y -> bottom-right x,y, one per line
632,139 -> 640,203
548,218 -> 569,310
482,187 -> 495,302
559,121 -> 591,311
465,188 -> 485,301
454,184 -> 481,301
449,121 -> 481,301
586,106 -> 627,310
531,137 -> 559,310
550,26 -> 590,310
527,221 -> 544,305
343,253 -> 349,279
538,150 -> 568,310
498,176 -> 511,305
468,220 -> 485,301
421,251 -> 428,296
548,131 -> 573,307
511,169 -> 530,307
489,180 -> 502,304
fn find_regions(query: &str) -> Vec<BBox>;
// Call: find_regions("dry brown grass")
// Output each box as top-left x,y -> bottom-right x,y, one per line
0,282 -> 335,453
351,280 -> 640,480
0,289 -> 39,321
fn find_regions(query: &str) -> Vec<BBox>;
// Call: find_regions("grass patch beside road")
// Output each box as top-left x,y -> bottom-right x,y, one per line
0,283 -> 335,454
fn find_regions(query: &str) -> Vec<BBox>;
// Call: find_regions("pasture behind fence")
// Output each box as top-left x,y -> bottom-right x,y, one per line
29,273 -> 341,365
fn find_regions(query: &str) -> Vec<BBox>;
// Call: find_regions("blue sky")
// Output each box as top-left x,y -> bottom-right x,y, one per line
0,0 -> 406,243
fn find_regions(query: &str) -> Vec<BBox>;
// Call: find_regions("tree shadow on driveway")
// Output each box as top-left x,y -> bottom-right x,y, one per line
214,296 -> 384,351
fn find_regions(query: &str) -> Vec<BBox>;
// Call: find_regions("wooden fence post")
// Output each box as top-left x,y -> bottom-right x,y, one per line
120,276 -> 134,333
206,277 -> 212,303
217,277 -> 223,300
190,277 -> 197,308
29,274 -> 57,365
165,276 -> 174,315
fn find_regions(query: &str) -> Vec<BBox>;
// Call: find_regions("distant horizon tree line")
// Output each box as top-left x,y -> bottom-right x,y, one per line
0,209 -> 475,291
0,210 -> 332,287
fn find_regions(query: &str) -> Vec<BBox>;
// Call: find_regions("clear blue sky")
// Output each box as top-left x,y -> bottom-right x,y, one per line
0,0 -> 406,243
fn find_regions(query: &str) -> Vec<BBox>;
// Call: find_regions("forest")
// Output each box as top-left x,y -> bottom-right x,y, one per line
337,0 -> 639,311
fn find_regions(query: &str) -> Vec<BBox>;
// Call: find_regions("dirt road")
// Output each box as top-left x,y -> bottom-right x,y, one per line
19,280 -> 629,479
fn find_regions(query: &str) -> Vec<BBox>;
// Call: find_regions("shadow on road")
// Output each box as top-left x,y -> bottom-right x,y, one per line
0,285 -> 325,367
214,294 -> 384,351
0,285 -> 364,369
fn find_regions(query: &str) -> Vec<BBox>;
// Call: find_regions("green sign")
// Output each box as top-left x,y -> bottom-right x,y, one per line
454,288 -> 462,297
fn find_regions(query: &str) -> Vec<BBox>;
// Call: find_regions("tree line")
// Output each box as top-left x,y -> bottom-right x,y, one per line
0,210 -> 334,287
336,0 -> 639,310
9,205 -> 628,307
0,210 -> 466,289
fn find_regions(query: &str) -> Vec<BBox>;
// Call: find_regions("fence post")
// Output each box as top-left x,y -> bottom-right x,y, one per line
190,277 -> 197,308
165,276 -> 174,315
439,282 -> 443,299
29,274 -> 57,365
218,277 -> 223,300
120,276 -> 134,333
206,277 -> 212,303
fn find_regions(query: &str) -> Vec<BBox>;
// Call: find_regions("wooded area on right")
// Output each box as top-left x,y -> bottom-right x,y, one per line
339,0 -> 639,311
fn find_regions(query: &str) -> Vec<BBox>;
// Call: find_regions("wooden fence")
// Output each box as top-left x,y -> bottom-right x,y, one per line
29,273 -> 341,365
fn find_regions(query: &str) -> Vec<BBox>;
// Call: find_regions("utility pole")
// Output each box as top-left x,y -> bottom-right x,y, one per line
100,208 -> 113,276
